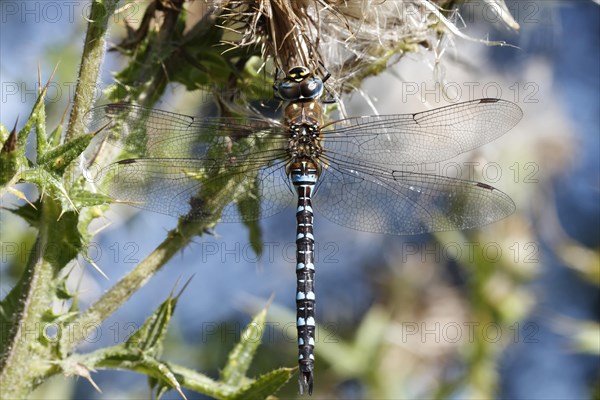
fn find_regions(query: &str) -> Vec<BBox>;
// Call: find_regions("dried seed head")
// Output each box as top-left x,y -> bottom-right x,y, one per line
216,0 -> 519,94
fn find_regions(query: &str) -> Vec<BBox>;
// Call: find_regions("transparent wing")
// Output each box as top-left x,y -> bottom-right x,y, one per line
85,102 -> 518,230
86,103 -> 288,160
97,157 -> 294,221
323,99 -> 522,166
314,160 -> 515,235
86,103 -> 295,221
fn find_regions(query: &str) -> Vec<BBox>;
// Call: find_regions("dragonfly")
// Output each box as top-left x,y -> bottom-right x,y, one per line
85,66 -> 522,395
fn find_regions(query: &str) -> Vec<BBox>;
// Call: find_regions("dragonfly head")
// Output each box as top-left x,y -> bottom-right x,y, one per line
275,66 -> 324,101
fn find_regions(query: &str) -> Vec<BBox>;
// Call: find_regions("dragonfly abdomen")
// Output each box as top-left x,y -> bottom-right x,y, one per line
290,159 -> 318,395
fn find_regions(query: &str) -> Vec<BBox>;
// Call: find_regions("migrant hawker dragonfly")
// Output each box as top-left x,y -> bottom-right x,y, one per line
86,66 -> 522,394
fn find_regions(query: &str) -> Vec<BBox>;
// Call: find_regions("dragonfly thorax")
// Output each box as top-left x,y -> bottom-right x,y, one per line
288,123 -> 321,157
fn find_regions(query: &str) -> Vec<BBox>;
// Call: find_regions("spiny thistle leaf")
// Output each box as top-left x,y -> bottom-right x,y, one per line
5,187 -> 37,210
37,134 -> 95,175
8,201 -> 83,269
124,285 -> 184,355
7,199 -> 42,227
151,363 -> 236,399
20,168 -> 78,216
229,367 -> 296,400
60,360 -> 101,393
0,82 -> 50,187
139,357 -> 188,400
71,289 -> 188,395
0,122 -> 20,186
152,377 -> 174,400
221,307 -> 268,386
2,91 -> 101,221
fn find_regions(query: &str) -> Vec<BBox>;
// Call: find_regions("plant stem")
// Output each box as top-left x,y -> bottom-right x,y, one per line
65,0 -> 119,141
0,200 -> 62,398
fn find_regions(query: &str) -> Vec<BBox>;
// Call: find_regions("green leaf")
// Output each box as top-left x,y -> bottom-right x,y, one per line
221,307 -> 267,386
125,286 -> 183,355
46,211 -> 83,270
70,287 -> 188,396
155,363 -> 236,399
239,57 -> 275,101
37,133 -> 94,175
6,67 -> 58,162
56,280 -> 75,300
47,107 -> 68,147
10,197 -> 83,270
237,176 -> 263,256
0,120 -> 25,186
230,367 -> 296,400
17,167 -> 74,213
137,357 -> 187,400
172,48 -> 232,90
153,378 -> 172,400
8,200 -> 42,227
35,83 -> 48,158
60,359 -> 101,393
76,203 -> 109,240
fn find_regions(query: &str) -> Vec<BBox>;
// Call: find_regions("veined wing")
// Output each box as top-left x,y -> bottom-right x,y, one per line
97,157 -> 294,221
86,103 -> 289,160
322,99 -> 522,166
86,103 -> 295,221
314,159 -> 515,235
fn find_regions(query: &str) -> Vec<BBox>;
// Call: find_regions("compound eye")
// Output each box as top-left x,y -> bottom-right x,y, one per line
276,82 -> 301,100
300,77 -> 323,99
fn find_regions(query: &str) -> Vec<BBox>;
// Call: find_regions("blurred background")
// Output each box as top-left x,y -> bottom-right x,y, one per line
1,0 -> 598,399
